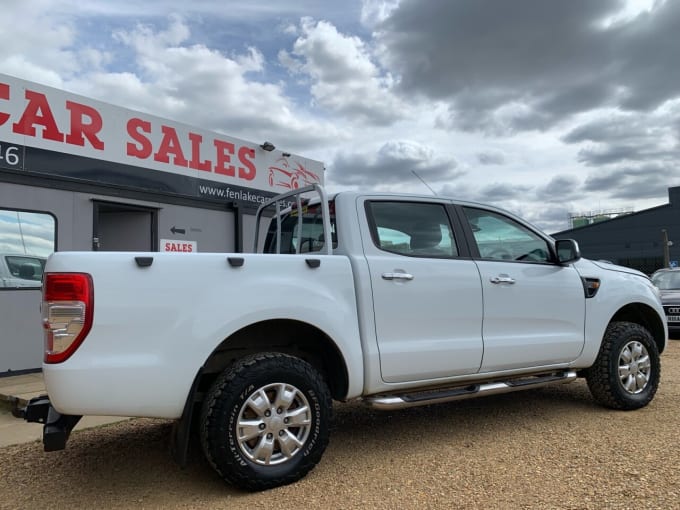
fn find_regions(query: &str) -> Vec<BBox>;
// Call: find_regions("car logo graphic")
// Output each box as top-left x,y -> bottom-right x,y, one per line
268,157 -> 320,190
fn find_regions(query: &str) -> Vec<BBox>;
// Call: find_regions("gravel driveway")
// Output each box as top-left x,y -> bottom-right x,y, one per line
2,341 -> 679,510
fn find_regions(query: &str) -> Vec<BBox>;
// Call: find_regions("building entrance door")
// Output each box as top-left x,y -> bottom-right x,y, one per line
93,201 -> 158,251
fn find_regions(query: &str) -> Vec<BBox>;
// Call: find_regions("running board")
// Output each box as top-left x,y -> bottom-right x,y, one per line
364,370 -> 578,410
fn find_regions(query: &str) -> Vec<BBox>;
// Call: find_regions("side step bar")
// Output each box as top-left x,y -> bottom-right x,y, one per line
363,370 -> 578,410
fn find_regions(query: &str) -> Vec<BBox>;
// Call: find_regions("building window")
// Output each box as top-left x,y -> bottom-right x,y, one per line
0,209 -> 56,289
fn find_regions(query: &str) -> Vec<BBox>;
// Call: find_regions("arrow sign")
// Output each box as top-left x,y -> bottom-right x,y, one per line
170,226 -> 186,235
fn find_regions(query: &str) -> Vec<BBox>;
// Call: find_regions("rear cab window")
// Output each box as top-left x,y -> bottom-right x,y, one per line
263,201 -> 337,254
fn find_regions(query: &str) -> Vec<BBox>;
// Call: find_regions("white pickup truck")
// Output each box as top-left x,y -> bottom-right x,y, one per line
16,185 -> 667,491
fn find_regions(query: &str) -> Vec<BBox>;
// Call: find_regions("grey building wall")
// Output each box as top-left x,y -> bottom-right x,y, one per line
0,180 -> 239,373
553,187 -> 680,274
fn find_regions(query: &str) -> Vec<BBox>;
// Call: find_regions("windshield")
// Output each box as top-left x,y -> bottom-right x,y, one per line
651,270 -> 680,290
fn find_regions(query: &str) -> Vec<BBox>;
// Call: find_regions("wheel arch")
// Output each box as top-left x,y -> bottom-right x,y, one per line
171,318 -> 349,467
200,318 -> 349,401
610,302 -> 666,354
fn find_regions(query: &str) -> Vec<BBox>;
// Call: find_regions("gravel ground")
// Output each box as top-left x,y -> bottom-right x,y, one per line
1,341 -> 679,510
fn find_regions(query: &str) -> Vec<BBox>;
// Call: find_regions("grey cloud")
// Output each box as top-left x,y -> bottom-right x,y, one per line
539,174 -> 581,199
511,82 -> 615,132
563,113 -> 680,167
563,115 -> 660,145
440,181 -> 534,206
526,205 -> 574,234
473,183 -> 533,204
583,165 -> 678,200
438,181 -> 574,232
576,145 -> 647,166
500,201 -> 574,234
435,88 -> 519,135
377,0 -> 680,132
616,1 -> 680,111
329,141 -> 460,186
477,152 -> 505,165
574,145 -> 679,167
380,0 -> 616,96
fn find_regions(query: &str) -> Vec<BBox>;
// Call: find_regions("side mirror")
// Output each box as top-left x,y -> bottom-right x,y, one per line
555,239 -> 581,264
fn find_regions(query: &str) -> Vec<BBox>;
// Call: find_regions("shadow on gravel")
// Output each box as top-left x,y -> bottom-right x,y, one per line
0,376 -> 669,509
330,379 -> 600,454
2,381 -> 592,487
0,419 -> 247,508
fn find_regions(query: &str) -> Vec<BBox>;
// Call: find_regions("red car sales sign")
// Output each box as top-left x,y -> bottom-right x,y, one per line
160,239 -> 197,253
0,73 -> 324,199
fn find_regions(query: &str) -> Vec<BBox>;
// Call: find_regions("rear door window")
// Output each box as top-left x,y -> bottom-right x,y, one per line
367,201 -> 459,258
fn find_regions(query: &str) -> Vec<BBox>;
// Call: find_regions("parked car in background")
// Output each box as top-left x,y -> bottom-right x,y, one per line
0,253 -> 46,288
651,268 -> 680,335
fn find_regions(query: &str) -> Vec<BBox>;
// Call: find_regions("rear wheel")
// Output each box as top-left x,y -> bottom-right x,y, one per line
200,353 -> 332,491
585,321 -> 660,410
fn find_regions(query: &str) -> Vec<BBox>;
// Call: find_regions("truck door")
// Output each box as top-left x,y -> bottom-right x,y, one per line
362,199 -> 484,383
460,206 -> 585,372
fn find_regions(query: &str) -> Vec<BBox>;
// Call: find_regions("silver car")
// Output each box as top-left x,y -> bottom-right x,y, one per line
650,268 -> 680,335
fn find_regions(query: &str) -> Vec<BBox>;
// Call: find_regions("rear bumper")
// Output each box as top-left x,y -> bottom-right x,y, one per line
12,395 -> 82,451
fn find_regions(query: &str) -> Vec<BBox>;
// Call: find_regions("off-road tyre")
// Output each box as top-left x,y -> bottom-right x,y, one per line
585,321 -> 660,410
200,352 -> 332,491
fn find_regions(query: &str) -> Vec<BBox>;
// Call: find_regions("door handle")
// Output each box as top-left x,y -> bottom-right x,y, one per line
382,272 -> 414,281
490,275 -> 516,284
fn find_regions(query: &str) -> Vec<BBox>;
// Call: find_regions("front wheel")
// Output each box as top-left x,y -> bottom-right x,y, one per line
200,353 -> 332,491
585,321 -> 660,410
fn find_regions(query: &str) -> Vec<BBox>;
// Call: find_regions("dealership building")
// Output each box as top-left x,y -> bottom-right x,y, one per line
553,186 -> 680,275
0,73 -> 324,373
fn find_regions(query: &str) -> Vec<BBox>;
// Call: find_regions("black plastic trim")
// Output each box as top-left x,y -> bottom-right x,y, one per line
16,395 -> 82,452
43,408 -> 82,452
171,367 -> 204,468
306,258 -> 321,268
581,277 -> 601,298
228,257 -> 244,267
135,256 -> 154,267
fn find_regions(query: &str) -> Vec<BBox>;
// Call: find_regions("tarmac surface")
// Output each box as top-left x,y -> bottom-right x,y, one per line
0,372 -> 127,447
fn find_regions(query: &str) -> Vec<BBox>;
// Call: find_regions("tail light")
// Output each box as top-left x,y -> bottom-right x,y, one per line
42,273 -> 94,364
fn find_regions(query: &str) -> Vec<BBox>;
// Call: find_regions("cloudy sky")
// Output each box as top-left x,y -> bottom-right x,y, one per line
1,0 -> 679,232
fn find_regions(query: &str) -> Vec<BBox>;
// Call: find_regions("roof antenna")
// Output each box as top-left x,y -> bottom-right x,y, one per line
412,170 -> 437,196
